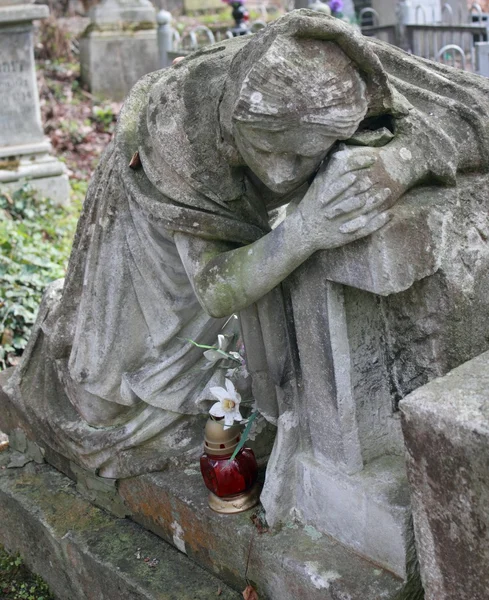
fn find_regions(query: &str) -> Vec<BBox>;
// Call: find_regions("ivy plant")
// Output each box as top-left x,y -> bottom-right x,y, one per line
0,185 -> 79,370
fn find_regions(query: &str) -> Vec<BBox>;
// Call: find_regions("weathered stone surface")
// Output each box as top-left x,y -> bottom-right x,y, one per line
0,382 -> 417,600
0,447 -> 418,600
90,0 -> 155,26
0,451 -> 242,600
0,10 -> 45,146
12,6 -> 489,476
295,454 -> 412,577
0,3 -> 48,19
400,351 -> 489,600
272,168 -> 489,577
0,373 -> 416,599
0,376 -> 415,600
118,467 -> 417,600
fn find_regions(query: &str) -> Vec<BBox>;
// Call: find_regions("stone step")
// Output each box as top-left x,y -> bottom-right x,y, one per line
0,367 -> 419,600
0,450 -> 416,600
0,450 -> 241,600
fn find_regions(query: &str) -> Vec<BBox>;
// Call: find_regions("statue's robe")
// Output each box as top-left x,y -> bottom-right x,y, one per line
7,10 -> 489,480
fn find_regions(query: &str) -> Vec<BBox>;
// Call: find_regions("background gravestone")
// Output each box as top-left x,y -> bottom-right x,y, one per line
0,0 -> 69,204
80,0 -> 159,102
183,0 -> 222,13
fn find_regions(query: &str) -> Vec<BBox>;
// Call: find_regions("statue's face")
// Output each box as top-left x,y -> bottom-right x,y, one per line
234,121 -> 337,195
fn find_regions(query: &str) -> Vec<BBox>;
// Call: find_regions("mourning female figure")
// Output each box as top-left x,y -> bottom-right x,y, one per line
6,11 -> 489,482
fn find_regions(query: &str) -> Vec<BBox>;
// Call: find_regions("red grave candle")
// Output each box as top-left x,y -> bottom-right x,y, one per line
200,418 -> 259,513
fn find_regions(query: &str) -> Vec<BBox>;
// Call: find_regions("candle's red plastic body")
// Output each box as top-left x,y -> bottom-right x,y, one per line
200,448 -> 258,498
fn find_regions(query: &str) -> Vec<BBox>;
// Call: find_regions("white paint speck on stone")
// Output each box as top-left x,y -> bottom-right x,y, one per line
279,410 -> 299,432
171,521 -> 187,554
304,562 -> 341,590
184,468 -> 200,476
304,525 -> 323,541
250,91 -> 263,104
400,147 -> 412,161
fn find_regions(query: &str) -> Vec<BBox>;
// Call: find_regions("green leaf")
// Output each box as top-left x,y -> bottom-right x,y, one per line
0,184 -> 80,370
180,338 -> 217,350
228,411 -> 259,462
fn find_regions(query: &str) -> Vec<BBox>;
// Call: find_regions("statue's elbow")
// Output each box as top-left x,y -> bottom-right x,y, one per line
206,305 -> 232,319
195,286 -> 235,319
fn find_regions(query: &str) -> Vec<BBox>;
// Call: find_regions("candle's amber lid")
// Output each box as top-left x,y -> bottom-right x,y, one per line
204,418 -> 241,457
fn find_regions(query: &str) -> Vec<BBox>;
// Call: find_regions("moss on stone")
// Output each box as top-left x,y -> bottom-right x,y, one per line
0,159 -> 20,171
11,470 -> 113,536
81,21 -> 156,37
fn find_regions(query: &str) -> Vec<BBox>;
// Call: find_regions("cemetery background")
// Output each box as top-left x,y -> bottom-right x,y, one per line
0,35 -> 120,371
2,3 -> 489,600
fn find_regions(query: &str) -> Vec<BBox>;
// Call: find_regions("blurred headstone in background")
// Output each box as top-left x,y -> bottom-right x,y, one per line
0,0 -> 69,204
183,0 -> 221,12
80,0 -> 159,101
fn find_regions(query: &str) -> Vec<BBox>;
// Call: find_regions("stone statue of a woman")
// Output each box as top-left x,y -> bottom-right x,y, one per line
6,10 -> 489,481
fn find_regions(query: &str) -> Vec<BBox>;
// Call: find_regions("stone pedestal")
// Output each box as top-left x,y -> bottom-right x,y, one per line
262,173 -> 489,583
400,352 -> 489,600
80,0 -> 158,102
0,3 -> 69,204
0,395 -> 414,600
0,449 -> 242,600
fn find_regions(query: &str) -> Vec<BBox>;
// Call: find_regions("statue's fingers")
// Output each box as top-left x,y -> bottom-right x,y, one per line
346,154 -> 377,171
326,151 -> 376,175
339,210 -> 391,236
359,187 -> 392,214
358,211 -> 392,236
325,195 -> 366,218
322,177 -> 374,213
339,215 -> 368,234
315,171 -> 357,204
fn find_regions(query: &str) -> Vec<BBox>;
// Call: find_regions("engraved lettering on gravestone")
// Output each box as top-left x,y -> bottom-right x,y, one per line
0,32 -> 43,145
0,60 -> 25,72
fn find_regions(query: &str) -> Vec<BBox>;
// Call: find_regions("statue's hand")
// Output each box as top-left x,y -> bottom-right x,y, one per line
299,145 -> 397,251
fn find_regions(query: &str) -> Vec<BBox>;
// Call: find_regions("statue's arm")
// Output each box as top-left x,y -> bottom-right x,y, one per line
175,210 -> 314,318
175,154 -> 391,318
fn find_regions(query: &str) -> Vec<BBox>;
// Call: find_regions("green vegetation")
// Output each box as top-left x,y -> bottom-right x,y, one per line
0,184 -> 83,370
92,104 -> 117,133
0,546 -> 54,600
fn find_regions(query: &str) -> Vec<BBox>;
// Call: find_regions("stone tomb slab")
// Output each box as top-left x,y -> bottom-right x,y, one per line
79,29 -> 159,102
0,450 -> 241,600
0,370 -> 416,600
0,13 -> 45,147
400,351 -> 489,600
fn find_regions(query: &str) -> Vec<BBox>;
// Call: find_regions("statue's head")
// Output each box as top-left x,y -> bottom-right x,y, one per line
231,35 -> 368,194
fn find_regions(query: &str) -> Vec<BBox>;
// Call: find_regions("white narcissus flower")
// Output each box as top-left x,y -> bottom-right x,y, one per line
209,378 -> 244,429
